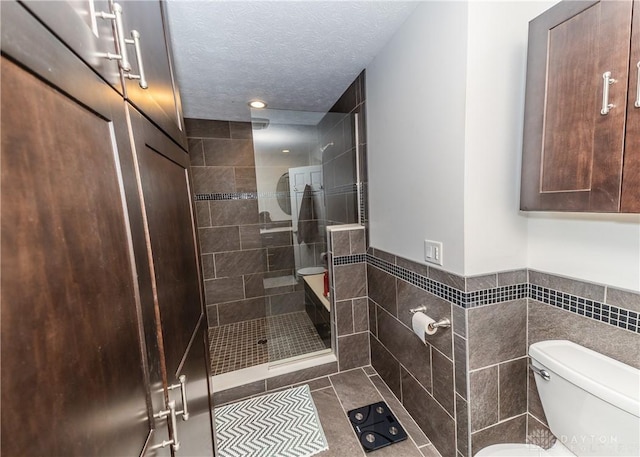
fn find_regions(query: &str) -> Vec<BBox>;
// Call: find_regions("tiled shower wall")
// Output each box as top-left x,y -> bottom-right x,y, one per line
355,247 -> 640,457
322,70 -> 368,228
187,71 -> 368,330
186,119 -> 302,327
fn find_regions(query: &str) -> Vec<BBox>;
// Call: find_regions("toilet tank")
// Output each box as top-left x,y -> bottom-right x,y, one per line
529,340 -> 640,457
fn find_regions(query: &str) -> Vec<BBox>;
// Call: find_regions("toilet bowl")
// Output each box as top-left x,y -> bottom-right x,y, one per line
475,340 -> 640,457
296,266 -> 325,276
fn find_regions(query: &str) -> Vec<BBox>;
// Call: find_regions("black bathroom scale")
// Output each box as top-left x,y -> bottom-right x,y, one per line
347,401 -> 408,452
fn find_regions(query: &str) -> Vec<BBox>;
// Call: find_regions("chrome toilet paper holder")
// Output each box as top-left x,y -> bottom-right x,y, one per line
409,306 -> 451,331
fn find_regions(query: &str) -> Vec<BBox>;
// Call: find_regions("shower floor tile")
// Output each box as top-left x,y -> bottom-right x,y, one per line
267,312 -> 327,362
208,318 -> 268,376
209,311 -> 328,376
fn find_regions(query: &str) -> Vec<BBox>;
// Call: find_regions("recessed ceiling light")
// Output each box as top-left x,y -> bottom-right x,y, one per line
282,149 -> 290,153
249,100 -> 267,109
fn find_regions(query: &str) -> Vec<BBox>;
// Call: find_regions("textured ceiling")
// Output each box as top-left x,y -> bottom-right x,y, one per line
165,1 -> 418,121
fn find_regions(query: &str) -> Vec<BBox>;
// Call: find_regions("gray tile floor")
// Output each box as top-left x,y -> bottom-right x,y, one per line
209,312 -> 327,375
215,367 -> 442,457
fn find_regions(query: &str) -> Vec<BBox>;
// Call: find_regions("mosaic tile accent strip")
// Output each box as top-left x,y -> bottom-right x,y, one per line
333,254 -> 366,265
195,189 -> 336,202
214,384 -> 328,457
358,182 -> 368,225
196,192 -> 258,201
325,183 -> 358,196
332,252 -> 640,334
530,284 -> 639,333
209,312 -> 328,376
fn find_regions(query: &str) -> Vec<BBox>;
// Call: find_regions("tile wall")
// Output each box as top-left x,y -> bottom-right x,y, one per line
364,248 -> 460,457
322,71 -> 368,229
187,71 -> 369,330
327,226 -> 370,372
332,247 -> 640,457
186,119 -> 302,327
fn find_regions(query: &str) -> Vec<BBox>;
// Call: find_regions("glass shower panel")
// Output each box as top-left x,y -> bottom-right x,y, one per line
251,108 -> 359,365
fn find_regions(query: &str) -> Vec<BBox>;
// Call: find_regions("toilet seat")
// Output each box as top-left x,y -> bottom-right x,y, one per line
475,440 -> 573,457
297,266 -> 325,276
475,443 -> 547,457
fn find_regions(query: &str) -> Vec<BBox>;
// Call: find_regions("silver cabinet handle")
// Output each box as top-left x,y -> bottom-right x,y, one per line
124,30 -> 148,89
95,3 -> 129,69
530,364 -> 551,381
635,62 -> 640,109
169,375 -> 190,421
601,71 -> 616,115
153,400 -> 181,451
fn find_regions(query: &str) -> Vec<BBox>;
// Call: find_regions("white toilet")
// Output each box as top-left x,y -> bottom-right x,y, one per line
475,340 -> 640,457
296,266 -> 326,277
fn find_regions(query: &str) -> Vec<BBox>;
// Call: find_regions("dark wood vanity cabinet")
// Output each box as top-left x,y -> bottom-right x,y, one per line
1,1 -> 213,455
521,0 -> 640,212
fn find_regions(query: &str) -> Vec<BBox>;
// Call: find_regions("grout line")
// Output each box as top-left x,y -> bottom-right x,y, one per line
470,412 -> 528,435
397,357 -> 456,422
525,297 -> 530,440
497,363 -> 501,421
467,355 -> 529,373
351,299 -> 355,334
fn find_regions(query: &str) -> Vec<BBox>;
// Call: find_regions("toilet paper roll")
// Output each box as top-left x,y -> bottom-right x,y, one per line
412,312 -> 437,343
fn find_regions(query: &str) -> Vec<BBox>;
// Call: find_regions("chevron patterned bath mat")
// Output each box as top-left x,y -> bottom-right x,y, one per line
214,384 -> 328,457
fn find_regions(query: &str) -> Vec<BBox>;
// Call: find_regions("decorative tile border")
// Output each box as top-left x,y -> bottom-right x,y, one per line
324,183 -> 357,197
195,192 -> 258,201
530,284 -> 639,333
333,254 -> 366,265
332,253 -> 639,334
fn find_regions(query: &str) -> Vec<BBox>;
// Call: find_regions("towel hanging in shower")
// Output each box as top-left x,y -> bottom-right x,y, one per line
297,184 -> 319,244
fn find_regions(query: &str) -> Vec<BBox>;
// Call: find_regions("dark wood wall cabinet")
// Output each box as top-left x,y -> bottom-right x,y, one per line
521,0 -> 640,212
21,0 -> 187,149
1,1 -> 213,456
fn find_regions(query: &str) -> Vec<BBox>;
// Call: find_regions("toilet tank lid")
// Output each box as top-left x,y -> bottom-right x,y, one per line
529,340 -> 640,418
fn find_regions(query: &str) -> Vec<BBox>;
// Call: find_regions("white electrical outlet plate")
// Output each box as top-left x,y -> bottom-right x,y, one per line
424,240 -> 443,266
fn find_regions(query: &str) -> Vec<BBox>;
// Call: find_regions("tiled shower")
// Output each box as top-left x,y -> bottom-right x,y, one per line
188,72 -> 368,376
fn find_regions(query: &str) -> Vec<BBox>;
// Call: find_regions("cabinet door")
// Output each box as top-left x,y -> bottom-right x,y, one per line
128,105 -> 203,381
171,320 -> 216,457
119,0 -> 187,149
521,0 -> 633,211
0,3 -> 152,455
621,1 -> 640,212
20,0 -> 124,94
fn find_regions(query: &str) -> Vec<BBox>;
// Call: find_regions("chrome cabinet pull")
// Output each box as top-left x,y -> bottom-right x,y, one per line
635,62 -> 640,109
95,3 -> 131,71
530,364 -> 551,381
153,400 -> 181,451
124,30 -> 148,89
168,375 -> 190,421
601,71 -> 616,115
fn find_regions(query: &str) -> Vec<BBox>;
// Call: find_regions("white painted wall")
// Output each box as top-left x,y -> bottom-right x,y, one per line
463,1 -> 553,275
528,214 -> 640,290
367,1 -> 640,291
367,1 -> 469,274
